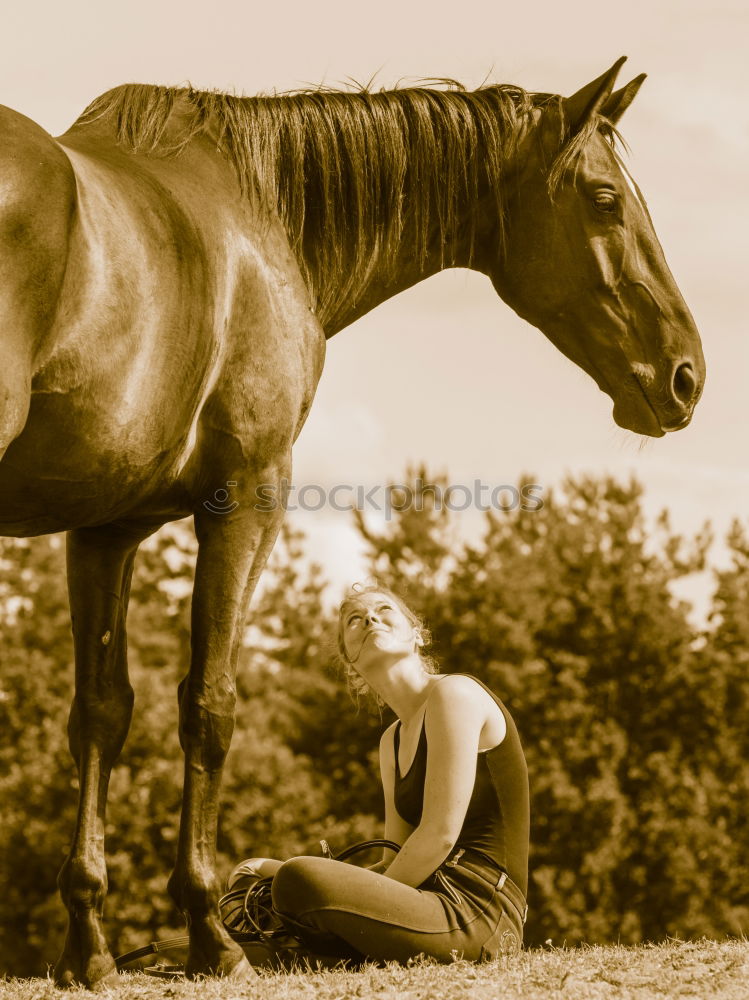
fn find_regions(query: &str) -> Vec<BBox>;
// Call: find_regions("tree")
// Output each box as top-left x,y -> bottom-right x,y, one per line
685,519 -> 749,937
2,473 -> 749,974
221,522 -> 383,863
0,521 -> 380,974
352,470 -> 741,944
0,535 -> 75,973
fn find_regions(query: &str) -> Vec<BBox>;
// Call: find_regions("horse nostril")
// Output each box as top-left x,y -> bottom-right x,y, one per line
672,362 -> 696,405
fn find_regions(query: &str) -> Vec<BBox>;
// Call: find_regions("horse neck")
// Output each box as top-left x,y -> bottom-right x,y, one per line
316,218 -> 472,336
283,90 -> 524,336
66,84 -> 530,337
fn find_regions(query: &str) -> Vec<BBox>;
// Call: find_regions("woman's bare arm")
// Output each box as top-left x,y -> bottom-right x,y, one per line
382,676 -> 486,887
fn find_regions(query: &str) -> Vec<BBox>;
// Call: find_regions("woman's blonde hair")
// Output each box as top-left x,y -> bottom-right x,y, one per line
335,583 -> 438,706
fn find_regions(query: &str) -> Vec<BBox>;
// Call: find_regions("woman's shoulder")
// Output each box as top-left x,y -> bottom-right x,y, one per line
426,674 -> 507,748
421,674 -> 495,723
429,673 -> 496,705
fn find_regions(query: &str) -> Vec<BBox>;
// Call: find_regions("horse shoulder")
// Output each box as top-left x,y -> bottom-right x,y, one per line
208,221 -> 326,426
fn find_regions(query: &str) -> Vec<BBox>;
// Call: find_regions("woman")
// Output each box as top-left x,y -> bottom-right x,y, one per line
229,584 -> 529,964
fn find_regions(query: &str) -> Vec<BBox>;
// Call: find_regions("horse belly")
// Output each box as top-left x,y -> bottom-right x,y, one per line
0,387 -> 200,536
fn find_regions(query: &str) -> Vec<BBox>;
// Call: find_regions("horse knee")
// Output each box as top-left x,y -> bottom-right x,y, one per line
168,860 -> 219,917
178,688 -> 236,771
58,851 -> 107,911
67,683 -> 134,764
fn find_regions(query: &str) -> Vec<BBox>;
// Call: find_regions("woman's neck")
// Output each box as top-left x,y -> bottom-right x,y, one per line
369,658 -> 443,723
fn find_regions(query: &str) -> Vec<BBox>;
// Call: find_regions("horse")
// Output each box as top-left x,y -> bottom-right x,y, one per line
0,56 -> 704,986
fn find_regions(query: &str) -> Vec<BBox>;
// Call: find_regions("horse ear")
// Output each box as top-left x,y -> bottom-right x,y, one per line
563,56 -> 628,135
601,73 -> 647,125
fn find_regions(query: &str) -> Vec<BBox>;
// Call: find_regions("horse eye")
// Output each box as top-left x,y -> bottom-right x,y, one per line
593,193 -> 618,213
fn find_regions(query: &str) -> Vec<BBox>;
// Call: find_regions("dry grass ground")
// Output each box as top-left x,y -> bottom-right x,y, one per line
2,940 -> 747,1000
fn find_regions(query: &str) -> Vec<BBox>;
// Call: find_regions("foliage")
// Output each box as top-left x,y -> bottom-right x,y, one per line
1,471 -> 749,975
330,469 -> 747,945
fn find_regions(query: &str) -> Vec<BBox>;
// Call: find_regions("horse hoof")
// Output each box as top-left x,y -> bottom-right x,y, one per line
185,952 -> 258,981
225,954 -> 258,980
54,961 -> 119,991
88,967 -> 121,992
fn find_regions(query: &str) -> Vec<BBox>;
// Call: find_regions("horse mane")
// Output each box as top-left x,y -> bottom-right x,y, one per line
72,80 -> 611,322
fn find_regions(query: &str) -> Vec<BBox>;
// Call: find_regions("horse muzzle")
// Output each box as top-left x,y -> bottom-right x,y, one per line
612,355 -> 704,437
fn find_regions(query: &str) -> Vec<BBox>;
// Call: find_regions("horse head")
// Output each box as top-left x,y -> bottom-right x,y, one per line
487,57 -> 704,437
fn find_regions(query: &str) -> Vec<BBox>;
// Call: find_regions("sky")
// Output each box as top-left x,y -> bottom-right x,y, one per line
2,0 -> 746,619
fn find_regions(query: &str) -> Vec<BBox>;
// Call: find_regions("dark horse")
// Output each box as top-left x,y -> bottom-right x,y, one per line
0,57 -> 703,985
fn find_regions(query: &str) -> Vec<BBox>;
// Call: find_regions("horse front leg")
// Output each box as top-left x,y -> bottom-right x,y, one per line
167,469 -> 286,980
55,523 -> 150,989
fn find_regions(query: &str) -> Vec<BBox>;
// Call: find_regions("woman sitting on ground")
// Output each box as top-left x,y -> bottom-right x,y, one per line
228,584 -> 530,964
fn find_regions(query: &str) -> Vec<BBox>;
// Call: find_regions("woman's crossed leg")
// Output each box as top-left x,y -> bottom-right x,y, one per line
270,856 -> 515,964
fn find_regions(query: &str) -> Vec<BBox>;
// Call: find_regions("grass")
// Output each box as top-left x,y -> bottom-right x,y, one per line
1,940 -> 748,1000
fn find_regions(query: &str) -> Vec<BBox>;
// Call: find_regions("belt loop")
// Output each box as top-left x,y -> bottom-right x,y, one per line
497,872 -> 507,890
445,848 -> 465,868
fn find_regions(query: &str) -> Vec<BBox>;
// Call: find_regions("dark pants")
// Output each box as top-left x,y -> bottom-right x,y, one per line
271,848 -> 525,964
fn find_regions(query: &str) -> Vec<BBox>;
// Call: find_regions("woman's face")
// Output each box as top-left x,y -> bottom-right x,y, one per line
340,592 -> 418,667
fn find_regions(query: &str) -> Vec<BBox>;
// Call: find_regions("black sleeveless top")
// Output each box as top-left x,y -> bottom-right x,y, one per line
393,673 -> 529,896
